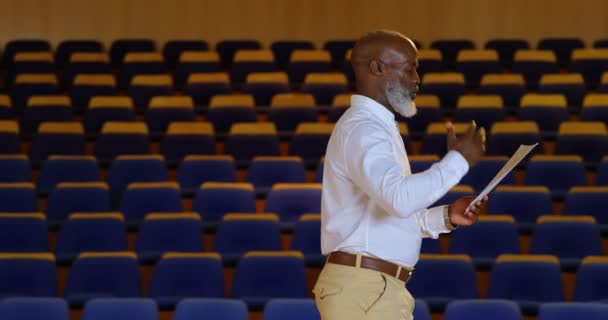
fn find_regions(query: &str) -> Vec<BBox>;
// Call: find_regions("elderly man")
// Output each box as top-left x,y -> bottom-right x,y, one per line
313,29 -> 487,320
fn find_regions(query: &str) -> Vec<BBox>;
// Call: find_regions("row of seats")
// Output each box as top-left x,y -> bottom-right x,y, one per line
1,37 -> 607,68
0,298 -> 324,320
416,49 -> 608,89
0,120 -> 332,166
1,38 -> 607,88
2,116 -> 608,166
0,181 -> 319,224
3,71 -> 352,109
0,211 -> 605,269
417,72 -> 608,107
438,300 -> 608,320
1,252 -> 607,312
3,68 -> 608,113
0,125 -> 606,176
0,251 -> 304,309
4,91 -> 608,135
3,297 -> 606,320
0,212 -> 319,265
2,152 -> 607,192
3,50 -> 351,89
4,48 -> 608,90
0,161 -> 607,221
409,254 -> 608,313
4,90 -> 608,131
0,39 -> 356,70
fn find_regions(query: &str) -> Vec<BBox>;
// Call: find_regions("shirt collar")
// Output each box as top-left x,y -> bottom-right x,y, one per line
351,94 -> 396,127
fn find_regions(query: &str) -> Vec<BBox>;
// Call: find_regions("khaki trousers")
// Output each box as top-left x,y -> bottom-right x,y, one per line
313,262 -> 415,320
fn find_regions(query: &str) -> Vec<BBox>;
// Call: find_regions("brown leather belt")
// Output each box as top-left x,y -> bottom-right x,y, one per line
327,251 -> 412,283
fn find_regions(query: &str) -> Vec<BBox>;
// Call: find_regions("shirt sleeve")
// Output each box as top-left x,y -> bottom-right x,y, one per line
343,121 -> 469,219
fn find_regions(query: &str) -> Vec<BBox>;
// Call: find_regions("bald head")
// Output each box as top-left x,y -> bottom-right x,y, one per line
351,30 -> 417,69
351,30 -> 420,117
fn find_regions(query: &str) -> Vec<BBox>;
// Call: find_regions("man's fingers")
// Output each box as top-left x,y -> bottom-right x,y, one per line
471,125 -> 486,153
466,200 -> 484,217
465,211 -> 478,223
479,127 -> 486,144
466,120 -> 477,139
468,207 -> 480,216
446,122 -> 457,149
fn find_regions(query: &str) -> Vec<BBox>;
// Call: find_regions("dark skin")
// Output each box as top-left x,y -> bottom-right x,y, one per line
351,31 -> 487,226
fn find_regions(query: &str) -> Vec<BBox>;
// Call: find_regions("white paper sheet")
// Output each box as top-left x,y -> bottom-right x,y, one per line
465,143 -> 538,213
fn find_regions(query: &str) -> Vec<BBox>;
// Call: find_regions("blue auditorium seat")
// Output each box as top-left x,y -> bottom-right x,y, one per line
573,256 -> 608,302
231,251 -> 308,310
443,299 -> 522,320
0,297 -> 68,320
264,183 -> 321,223
407,254 -> 478,312
119,182 -> 182,225
191,182 -> 256,224
174,298 -> 248,320
487,254 -> 564,315
55,213 -> 127,264
529,216 -> 602,270
538,302 -> 608,320
135,213 -> 203,263
148,253 -> 224,309
0,213 -> 48,252
448,215 -> 520,269
81,298 -> 157,320
0,253 -> 57,298
46,182 -> 111,225
213,214 -> 282,265
263,299 -> 320,320
64,252 -> 141,307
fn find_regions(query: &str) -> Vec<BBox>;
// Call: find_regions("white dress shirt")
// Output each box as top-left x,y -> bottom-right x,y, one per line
321,94 -> 469,268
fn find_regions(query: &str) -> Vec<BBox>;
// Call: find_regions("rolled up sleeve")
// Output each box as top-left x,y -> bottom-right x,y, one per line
344,121 -> 469,221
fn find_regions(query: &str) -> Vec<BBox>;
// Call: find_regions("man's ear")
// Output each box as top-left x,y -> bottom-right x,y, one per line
369,59 -> 384,75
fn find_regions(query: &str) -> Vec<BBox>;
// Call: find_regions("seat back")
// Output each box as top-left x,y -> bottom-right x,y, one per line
0,213 -> 48,252
55,213 -> 127,263
573,256 -> 608,302
0,297 -> 69,320
174,298 -> 248,320
487,254 -> 564,303
81,298 -> 157,320
148,253 -> 225,305
119,182 -> 182,223
0,253 -> 57,297
64,252 -> 141,305
213,214 -> 282,258
192,182 -> 256,222
264,183 -> 322,222
407,254 -> 478,303
231,252 -> 308,307
135,213 -> 203,262
46,182 -> 111,223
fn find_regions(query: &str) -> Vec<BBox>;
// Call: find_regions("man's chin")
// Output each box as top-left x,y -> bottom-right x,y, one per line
399,109 -> 417,118
396,103 -> 417,118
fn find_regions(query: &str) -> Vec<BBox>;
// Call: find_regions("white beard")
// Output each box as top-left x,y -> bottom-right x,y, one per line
386,81 -> 417,118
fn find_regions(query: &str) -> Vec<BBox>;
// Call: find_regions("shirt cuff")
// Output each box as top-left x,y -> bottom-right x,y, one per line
422,205 -> 452,237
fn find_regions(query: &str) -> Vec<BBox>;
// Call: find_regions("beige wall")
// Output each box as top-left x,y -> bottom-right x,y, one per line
0,0 -> 606,49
